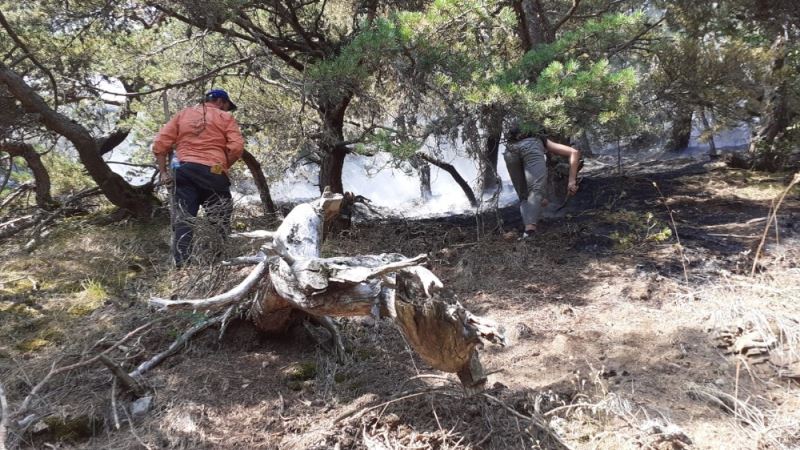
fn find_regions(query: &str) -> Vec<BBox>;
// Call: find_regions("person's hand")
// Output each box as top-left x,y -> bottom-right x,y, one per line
159,170 -> 173,186
567,180 -> 579,196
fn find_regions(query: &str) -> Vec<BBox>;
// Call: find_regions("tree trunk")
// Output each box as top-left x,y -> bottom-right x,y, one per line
666,110 -> 692,152
749,34 -> 792,171
410,154 -> 432,201
512,0 -> 552,52
700,108 -> 717,158
152,192 -> 505,393
241,150 -> 276,215
318,98 -> 351,194
319,144 -> 347,194
480,106 -> 503,195
1,142 -> 55,209
416,152 -> 478,207
0,63 -> 156,217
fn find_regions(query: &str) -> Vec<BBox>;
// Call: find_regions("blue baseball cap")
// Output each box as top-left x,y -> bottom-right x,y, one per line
205,88 -> 237,111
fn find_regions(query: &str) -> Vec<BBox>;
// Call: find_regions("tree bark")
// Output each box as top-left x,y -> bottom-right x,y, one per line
666,110 -> 692,152
416,152 -> 478,207
512,0 -> 552,52
480,106 -> 503,195
700,108 -> 717,158
1,142 -> 55,209
749,34 -> 793,171
241,150 -> 277,214
319,144 -> 347,194
410,154 -> 432,201
151,192 -> 505,393
318,98 -> 351,194
0,63 -> 156,218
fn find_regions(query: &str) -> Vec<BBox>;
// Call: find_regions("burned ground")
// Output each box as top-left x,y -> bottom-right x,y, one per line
1,159 -> 799,449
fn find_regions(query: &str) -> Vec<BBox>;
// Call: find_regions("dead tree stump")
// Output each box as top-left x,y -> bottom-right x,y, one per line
151,190 -> 505,393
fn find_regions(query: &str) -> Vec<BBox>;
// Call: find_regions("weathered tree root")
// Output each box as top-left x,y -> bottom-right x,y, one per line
150,190 -> 506,393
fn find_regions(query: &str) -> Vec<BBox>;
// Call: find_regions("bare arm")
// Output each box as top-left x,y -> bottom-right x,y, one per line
224,115 -> 244,168
153,111 -> 181,185
544,139 -> 581,195
155,153 -> 172,185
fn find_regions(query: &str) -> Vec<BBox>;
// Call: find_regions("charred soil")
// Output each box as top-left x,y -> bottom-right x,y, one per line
1,159 -> 799,449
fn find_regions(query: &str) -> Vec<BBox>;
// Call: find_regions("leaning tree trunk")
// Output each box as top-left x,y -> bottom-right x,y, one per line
151,191 -> 505,393
1,142 -> 55,210
416,151 -> 478,207
241,150 -> 277,215
0,63 -> 157,218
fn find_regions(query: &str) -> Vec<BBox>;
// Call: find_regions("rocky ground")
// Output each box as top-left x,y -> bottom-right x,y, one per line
1,158 -> 799,449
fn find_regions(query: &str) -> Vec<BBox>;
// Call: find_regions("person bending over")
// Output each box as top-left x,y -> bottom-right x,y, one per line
152,89 -> 244,267
503,121 -> 580,239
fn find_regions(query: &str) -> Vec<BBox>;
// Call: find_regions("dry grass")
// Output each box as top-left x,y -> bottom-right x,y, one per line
1,165 -> 800,449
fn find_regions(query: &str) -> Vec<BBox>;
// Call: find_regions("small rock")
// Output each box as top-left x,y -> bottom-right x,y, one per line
131,396 -> 153,418
713,378 -> 726,387
601,368 -> 618,378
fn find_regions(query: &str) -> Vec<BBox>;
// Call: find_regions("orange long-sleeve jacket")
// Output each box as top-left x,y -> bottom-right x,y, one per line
152,102 -> 244,172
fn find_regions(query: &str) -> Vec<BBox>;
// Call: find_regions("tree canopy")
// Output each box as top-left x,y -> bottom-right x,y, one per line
2,0 -> 799,214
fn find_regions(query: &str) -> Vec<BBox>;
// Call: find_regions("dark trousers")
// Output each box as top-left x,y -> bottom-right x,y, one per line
172,162 -> 232,266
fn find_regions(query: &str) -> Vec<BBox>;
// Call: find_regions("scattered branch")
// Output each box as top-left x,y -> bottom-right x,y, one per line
98,355 -> 149,398
128,315 -> 224,379
652,181 -> 689,284
149,259 -> 269,311
10,319 -> 158,421
81,57 -> 253,98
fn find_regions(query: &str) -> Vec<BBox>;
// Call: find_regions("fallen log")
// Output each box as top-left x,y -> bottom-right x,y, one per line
151,189 -> 506,393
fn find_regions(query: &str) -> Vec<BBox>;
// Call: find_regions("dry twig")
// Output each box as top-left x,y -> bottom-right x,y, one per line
751,172 -> 800,276
652,181 -> 689,284
128,315 -> 223,378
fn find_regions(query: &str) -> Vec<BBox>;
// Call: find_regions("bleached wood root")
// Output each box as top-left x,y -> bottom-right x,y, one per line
230,230 -> 275,241
150,191 -> 505,392
222,255 -> 267,266
149,259 -> 269,311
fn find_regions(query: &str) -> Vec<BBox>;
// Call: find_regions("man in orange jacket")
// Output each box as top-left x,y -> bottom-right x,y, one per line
153,88 -> 244,267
